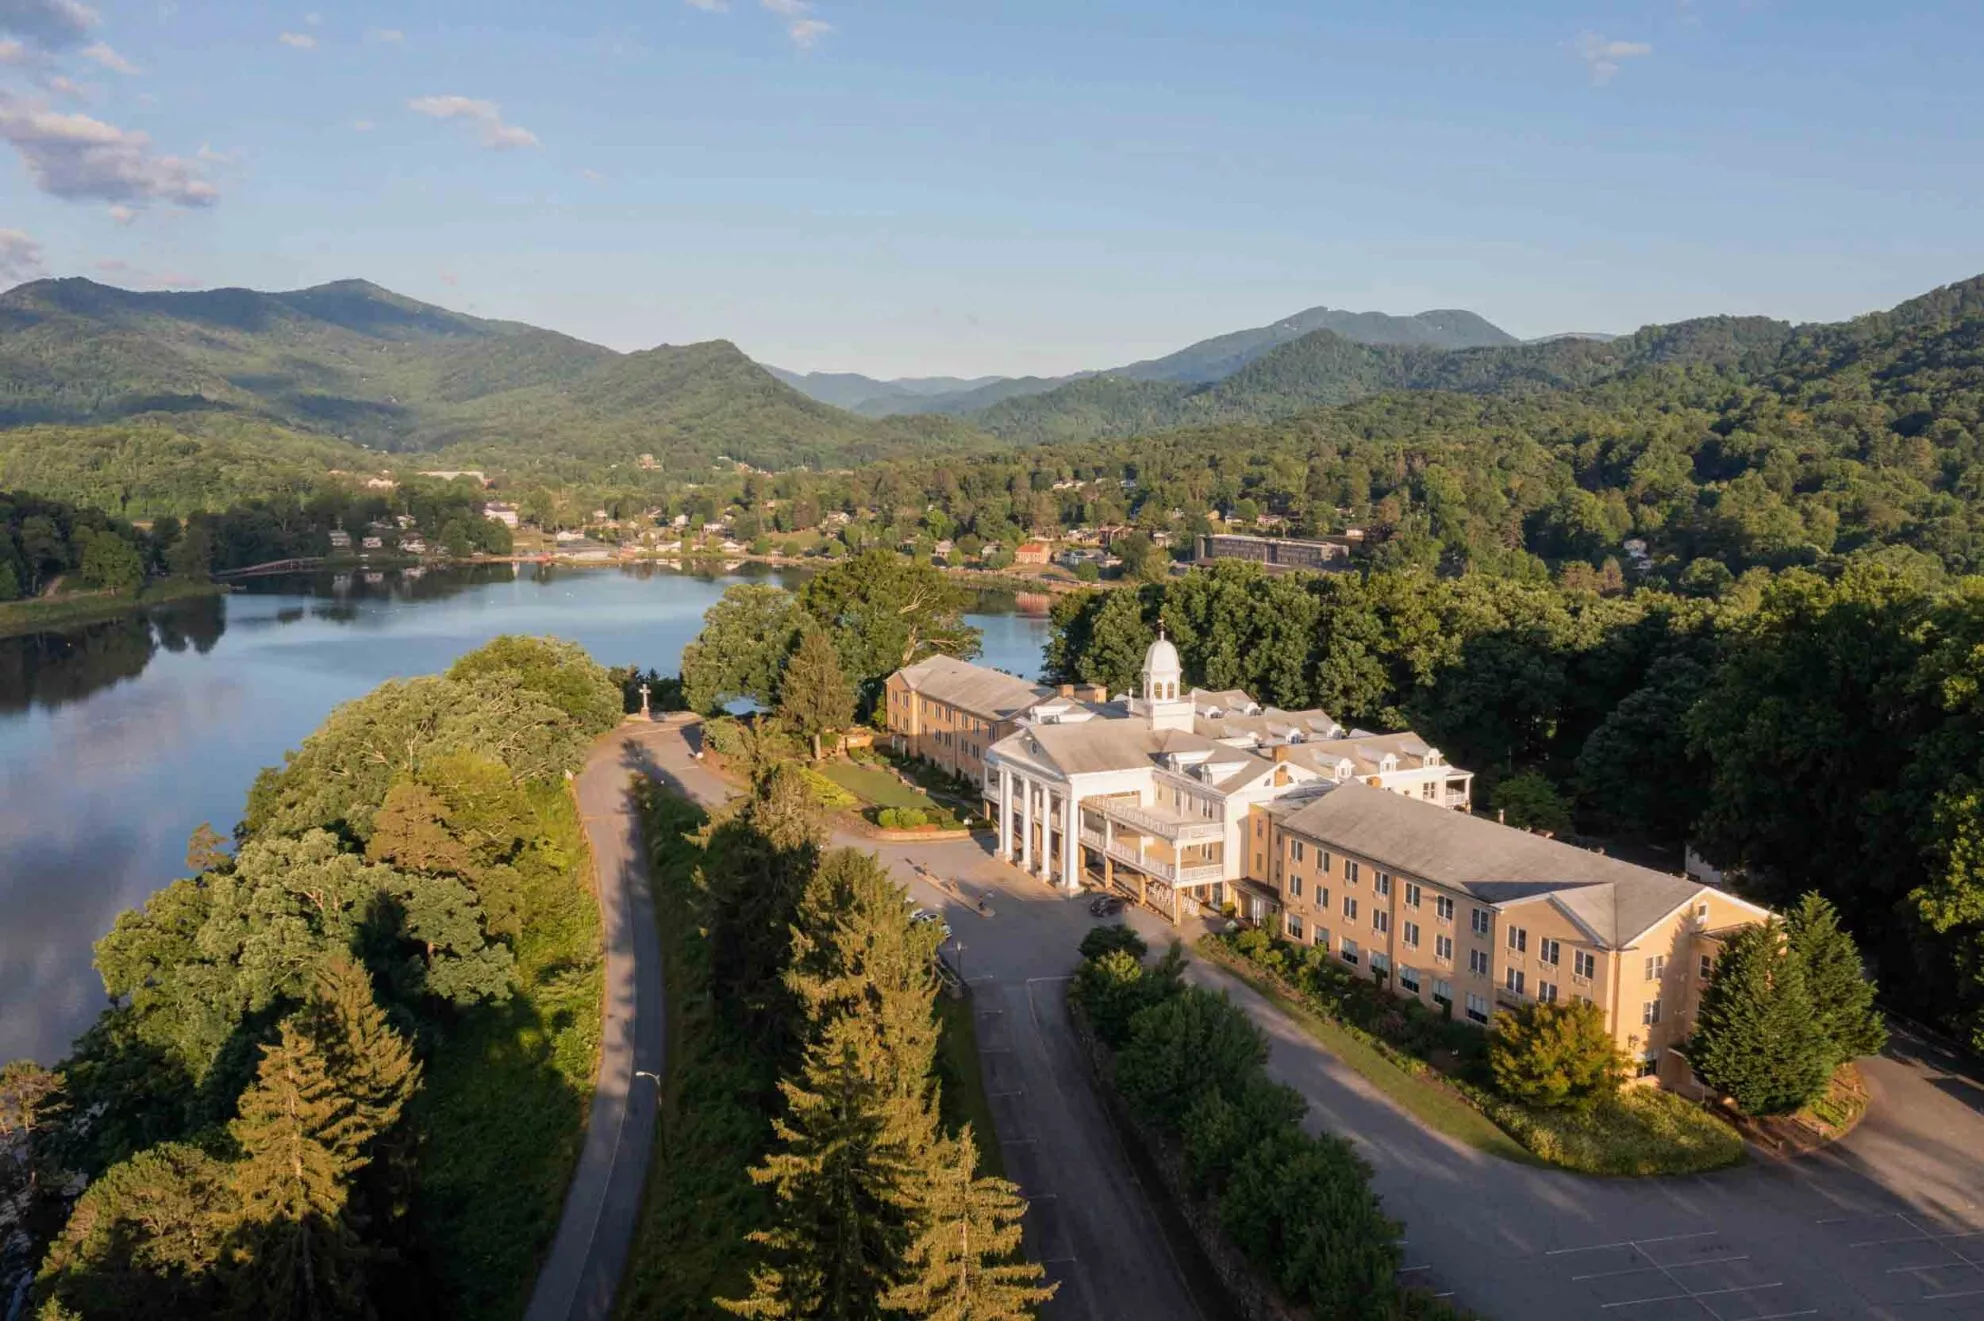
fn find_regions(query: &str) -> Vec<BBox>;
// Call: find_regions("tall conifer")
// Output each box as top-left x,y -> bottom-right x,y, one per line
1685,921 -> 1834,1115
883,1129 -> 1055,1321
779,621 -> 856,760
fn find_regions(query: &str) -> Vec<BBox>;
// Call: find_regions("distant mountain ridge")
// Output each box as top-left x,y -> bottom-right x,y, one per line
0,277 -> 988,472
767,303 -> 1522,416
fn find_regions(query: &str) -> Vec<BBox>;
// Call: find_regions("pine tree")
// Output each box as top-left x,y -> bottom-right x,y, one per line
724,1015 -> 940,1321
1684,921 -> 1834,1116
222,1018 -> 371,1320
882,1129 -> 1055,1321
778,621 -> 856,760
303,955 -> 422,1157
1783,892 -> 1888,1066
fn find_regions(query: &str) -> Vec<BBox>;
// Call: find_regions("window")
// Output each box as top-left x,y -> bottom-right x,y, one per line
1469,949 -> 1491,977
1287,874 -> 1303,899
1435,895 -> 1455,922
1341,937 -> 1360,966
1507,927 -> 1528,954
1400,966 -> 1421,992
1373,910 -> 1390,935
1574,950 -> 1596,981
1435,934 -> 1454,962
1644,954 -> 1666,981
1539,938 -> 1560,966
1405,882 -> 1422,908
1403,921 -> 1421,948
1642,999 -> 1662,1026
1505,968 -> 1525,996
1471,908 -> 1492,937
1317,927 -> 1331,951
1465,993 -> 1490,1024
1433,979 -> 1454,1007
1321,850 -> 1333,874
1318,887 -> 1330,910
1422,782 -> 1436,799
1343,896 -> 1358,921
1538,981 -> 1558,1004
1699,954 -> 1714,980
1291,839 -> 1305,862
1371,952 -> 1391,975
1346,861 -> 1361,885
1375,871 -> 1392,897
1637,1054 -> 1660,1079
1286,914 -> 1305,940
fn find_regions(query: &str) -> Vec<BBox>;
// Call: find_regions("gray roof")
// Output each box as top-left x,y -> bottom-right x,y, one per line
1275,781 -> 1706,947
995,718 -> 1272,785
896,656 -> 1051,721
1284,731 -> 1447,778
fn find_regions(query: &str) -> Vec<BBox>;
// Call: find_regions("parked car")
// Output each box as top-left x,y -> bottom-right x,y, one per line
1088,894 -> 1126,917
911,909 -> 953,939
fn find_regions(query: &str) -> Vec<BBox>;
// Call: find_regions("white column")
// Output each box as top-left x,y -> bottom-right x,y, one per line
1063,793 -> 1080,890
1039,790 -> 1056,882
997,768 -> 1013,859
1020,776 -> 1034,873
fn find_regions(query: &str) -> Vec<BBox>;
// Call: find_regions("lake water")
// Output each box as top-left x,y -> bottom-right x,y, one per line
0,562 -> 1053,1064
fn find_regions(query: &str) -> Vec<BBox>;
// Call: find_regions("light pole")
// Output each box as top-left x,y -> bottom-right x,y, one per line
951,937 -> 965,985
634,1070 -> 662,1086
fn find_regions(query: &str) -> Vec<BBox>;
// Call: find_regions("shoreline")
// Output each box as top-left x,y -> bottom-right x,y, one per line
0,578 -> 228,641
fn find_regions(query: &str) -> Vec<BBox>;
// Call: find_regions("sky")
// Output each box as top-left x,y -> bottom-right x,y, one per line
0,0 -> 1981,378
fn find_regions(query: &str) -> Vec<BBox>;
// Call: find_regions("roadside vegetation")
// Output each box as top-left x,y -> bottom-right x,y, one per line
1072,927 -> 1471,1320
621,756 -> 1043,1320
1,636 -> 618,1320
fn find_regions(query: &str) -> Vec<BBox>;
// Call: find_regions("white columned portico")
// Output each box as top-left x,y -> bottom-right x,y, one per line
1020,775 -> 1034,872
997,768 -> 1013,859
1062,791 -> 1079,890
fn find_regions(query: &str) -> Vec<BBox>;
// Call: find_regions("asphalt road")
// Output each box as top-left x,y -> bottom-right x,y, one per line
559,719 -> 1984,1321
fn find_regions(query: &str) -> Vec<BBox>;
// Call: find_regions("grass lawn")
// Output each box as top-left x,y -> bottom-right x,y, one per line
412,781 -> 606,1319
1482,1088 -> 1745,1176
1203,948 -> 1535,1164
816,760 -> 966,828
934,993 -> 1006,1178
0,577 -> 223,639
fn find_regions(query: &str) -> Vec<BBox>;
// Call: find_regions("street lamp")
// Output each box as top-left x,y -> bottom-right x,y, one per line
634,1070 -> 662,1086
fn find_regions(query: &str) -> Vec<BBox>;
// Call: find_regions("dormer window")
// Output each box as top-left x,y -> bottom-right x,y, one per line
1379,754 -> 1398,773
1425,749 -> 1443,767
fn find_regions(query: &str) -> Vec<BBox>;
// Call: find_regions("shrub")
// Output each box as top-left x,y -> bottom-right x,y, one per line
1488,1000 -> 1627,1110
1115,987 -> 1269,1131
1217,1127 -> 1399,1320
1491,770 -> 1572,835
1072,947 -> 1181,1047
1078,925 -> 1147,963
795,767 -> 857,810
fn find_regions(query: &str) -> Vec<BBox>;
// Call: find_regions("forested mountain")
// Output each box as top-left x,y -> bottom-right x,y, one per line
0,278 -> 990,474
778,303 -> 1519,417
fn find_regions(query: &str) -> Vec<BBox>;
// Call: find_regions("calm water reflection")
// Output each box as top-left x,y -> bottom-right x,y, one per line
0,563 -> 1052,1063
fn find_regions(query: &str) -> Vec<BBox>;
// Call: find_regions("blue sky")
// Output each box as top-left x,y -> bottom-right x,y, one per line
1,0 -> 1981,377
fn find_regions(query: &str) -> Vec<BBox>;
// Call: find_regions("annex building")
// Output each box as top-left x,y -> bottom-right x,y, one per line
885,632 -> 1773,1086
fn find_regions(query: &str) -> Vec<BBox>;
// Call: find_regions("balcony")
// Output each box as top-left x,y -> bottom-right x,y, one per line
1445,790 -> 1469,808
1079,826 -> 1225,886
1085,793 -> 1224,842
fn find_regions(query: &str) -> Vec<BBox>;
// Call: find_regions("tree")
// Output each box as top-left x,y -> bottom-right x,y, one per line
681,584 -> 800,714
80,529 -> 145,594
703,765 -> 825,1046
302,955 -> 422,1159
1783,893 -> 1888,1066
1114,986 -> 1268,1131
33,1142 -> 232,1320
1217,1127 -> 1399,1320
881,1129 -> 1055,1321
779,622 -> 856,759
186,821 -> 231,872
1488,1000 -> 1627,1110
1491,770 -> 1572,836
1685,922 -> 1835,1115
1,1059 -> 62,1213
443,634 -> 622,735
799,550 -> 981,708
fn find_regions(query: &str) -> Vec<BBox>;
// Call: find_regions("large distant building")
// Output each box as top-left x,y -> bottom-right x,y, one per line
886,634 -> 1768,1088
1196,533 -> 1356,572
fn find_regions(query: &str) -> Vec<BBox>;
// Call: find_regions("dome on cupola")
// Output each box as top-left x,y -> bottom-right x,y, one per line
1143,627 -> 1181,683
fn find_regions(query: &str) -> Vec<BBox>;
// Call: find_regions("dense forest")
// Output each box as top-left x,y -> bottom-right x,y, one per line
1,637 -> 624,1320
1040,559 -> 1984,1055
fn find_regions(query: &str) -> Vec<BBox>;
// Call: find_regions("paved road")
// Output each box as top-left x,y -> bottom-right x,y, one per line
523,722 -> 676,1321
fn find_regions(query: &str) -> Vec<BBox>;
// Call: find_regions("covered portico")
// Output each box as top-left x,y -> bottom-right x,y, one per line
1078,793 -> 1226,922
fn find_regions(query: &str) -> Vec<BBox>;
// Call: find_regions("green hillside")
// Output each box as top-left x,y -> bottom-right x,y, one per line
0,277 -> 991,476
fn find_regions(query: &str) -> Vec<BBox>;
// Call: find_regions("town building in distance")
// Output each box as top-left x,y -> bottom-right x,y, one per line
883,635 -> 1771,1088
1196,532 -> 1359,572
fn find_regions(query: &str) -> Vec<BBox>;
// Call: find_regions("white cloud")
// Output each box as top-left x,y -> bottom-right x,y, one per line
407,94 -> 538,149
685,0 -> 727,10
350,117 -> 375,131
0,228 -> 44,280
303,11 -> 321,24
578,166 -> 602,181
438,270 -> 457,286
0,92 -> 218,206
787,17 -> 829,46
364,26 -> 402,42
106,201 -> 133,222
277,30 -> 314,48
0,0 -> 100,51
78,40 -> 134,72
1573,31 -> 1652,84
759,0 -> 807,14
0,36 -> 28,62
195,141 -> 236,163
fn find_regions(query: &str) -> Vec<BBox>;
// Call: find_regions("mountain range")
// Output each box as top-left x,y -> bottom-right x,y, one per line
770,305 -> 1528,416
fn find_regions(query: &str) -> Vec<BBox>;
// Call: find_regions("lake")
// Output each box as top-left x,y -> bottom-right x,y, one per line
0,562 -> 1053,1064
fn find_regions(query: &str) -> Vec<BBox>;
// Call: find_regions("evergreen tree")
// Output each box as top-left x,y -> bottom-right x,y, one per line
222,1018 -> 371,1320
703,764 -> 825,1051
882,1129 -> 1055,1321
724,1014 -> 939,1321
303,955 -> 422,1160
1488,1000 -> 1628,1111
779,621 -> 857,760
1783,892 -> 1888,1066
1684,922 -> 1834,1115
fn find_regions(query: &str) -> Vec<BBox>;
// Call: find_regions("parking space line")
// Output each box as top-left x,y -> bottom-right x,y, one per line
1923,1286 -> 1984,1301
1573,1256 -> 1749,1282
1548,1230 -> 1719,1256
1746,1311 -> 1819,1320
1602,1282 -> 1782,1309
1852,1228 -> 1984,1248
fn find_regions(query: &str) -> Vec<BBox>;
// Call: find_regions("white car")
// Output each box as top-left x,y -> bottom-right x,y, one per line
910,909 -> 953,939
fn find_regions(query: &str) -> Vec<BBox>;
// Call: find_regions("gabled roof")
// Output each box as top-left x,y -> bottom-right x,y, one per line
993,718 -> 1271,784
1273,781 -> 1715,948
894,656 -> 1051,722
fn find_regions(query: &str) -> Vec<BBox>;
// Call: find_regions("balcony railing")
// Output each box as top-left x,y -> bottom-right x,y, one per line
1445,790 -> 1469,808
1079,827 -> 1225,885
1085,794 -> 1224,842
